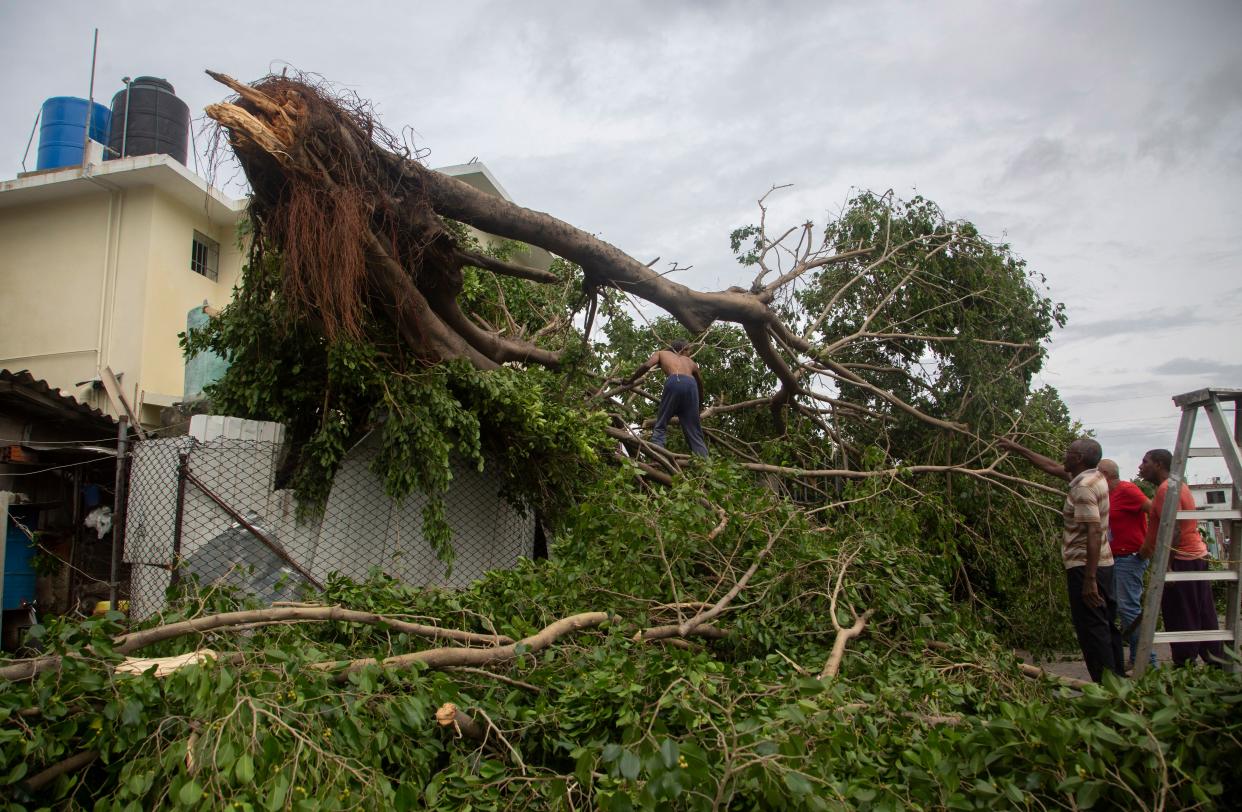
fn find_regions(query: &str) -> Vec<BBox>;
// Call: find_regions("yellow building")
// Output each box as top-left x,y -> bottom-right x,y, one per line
0,152 -> 546,428
0,142 -> 246,426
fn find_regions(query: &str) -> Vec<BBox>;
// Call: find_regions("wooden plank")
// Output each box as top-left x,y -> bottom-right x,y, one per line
99,366 -> 147,439
1153,629 -> 1235,644
1173,387 -> 1242,407
1164,570 -> 1238,582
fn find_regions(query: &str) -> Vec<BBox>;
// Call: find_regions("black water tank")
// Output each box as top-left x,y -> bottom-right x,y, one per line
107,76 -> 189,164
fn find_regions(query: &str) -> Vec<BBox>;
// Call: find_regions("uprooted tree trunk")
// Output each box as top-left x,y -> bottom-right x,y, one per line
204,72 -> 815,391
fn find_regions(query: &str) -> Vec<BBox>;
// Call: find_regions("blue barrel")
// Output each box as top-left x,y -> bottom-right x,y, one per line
3,508 -> 38,611
36,97 -> 111,170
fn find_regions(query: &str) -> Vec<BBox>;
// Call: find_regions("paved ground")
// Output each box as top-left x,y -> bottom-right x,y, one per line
1019,643 -> 1175,683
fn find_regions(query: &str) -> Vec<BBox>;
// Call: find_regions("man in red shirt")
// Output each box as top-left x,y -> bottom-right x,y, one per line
1097,459 -> 1153,669
1138,448 -> 1223,667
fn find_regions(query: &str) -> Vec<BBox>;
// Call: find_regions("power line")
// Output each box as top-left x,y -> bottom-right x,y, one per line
1,457 -> 115,477
0,435 -> 117,445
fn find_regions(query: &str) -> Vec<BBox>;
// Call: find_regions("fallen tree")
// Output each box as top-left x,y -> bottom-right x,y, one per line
6,70 -> 1237,810
190,71 -> 1078,631
200,70 -> 1060,481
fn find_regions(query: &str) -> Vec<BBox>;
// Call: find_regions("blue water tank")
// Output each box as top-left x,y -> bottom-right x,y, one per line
36,97 -> 111,171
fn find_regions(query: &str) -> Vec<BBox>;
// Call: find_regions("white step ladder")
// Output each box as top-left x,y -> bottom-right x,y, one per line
1134,388 -> 1242,675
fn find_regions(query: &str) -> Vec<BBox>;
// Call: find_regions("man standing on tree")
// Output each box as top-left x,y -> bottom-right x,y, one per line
625,340 -> 709,457
1138,449 -> 1223,667
998,437 -> 1124,681
1097,458 -> 1155,670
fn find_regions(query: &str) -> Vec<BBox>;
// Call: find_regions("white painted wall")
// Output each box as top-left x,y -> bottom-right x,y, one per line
123,417 -> 534,616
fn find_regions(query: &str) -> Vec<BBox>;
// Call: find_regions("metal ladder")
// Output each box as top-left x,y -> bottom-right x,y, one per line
1134,388 -> 1242,675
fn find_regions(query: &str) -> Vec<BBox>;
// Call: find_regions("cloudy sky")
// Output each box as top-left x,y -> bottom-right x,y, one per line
3,0 -> 1239,481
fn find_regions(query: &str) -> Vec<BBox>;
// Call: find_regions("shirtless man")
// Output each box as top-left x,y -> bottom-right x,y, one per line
625,340 -> 709,457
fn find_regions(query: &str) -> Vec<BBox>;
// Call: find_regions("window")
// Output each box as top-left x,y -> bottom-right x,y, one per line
1206,490 -> 1226,505
191,231 -> 220,281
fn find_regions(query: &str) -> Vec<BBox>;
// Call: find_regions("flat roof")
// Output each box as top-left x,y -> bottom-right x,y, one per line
435,161 -> 514,202
0,149 -> 246,225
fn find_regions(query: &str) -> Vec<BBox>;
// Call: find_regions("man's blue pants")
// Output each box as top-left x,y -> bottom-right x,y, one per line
652,375 -> 708,457
1113,553 -> 1156,668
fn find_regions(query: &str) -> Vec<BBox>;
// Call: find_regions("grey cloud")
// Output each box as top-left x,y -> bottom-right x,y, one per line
1004,137 -> 1070,182
1061,380 -> 1167,404
1057,306 -> 1197,343
1137,55 -> 1242,168
1151,357 -> 1242,377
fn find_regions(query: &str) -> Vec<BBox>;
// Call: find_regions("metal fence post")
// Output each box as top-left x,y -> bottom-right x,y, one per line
169,451 -> 189,588
108,417 -> 129,612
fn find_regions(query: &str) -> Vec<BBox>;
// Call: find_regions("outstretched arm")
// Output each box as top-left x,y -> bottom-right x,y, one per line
996,437 -> 1070,482
626,352 -> 661,385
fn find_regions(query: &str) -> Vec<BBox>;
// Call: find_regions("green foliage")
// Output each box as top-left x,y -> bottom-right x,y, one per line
182,233 -> 608,561
86,189 -> 1214,811
797,192 -> 1065,433
3,463 -> 1238,810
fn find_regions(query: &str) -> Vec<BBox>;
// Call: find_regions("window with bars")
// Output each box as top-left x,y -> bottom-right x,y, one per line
191,231 -> 220,281
1206,490 -> 1226,505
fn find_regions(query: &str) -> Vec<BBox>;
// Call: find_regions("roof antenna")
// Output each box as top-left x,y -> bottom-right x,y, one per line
83,28 -> 99,165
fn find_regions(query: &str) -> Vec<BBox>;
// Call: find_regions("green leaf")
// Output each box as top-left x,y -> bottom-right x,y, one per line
619,749 -> 641,781
851,786 -> 877,802
4,762 -> 28,784
266,774 -> 290,811
121,700 -> 143,726
659,738 -> 680,769
1075,780 -> 1105,808
1150,707 -> 1179,727
478,759 -> 505,780
783,771 -> 814,797
178,780 -> 202,806
234,754 -> 255,784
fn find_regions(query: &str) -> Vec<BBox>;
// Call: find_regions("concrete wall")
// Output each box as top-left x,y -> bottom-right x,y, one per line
139,191 -> 244,406
0,192 -> 111,404
0,173 -> 244,423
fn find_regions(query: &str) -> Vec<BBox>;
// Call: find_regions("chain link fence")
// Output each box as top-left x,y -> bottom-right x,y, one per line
119,419 -> 536,619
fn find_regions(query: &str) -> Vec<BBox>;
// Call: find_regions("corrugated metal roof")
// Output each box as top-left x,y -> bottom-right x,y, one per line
0,369 -> 117,430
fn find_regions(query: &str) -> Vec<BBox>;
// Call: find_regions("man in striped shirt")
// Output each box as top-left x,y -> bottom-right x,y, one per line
999,436 -> 1125,681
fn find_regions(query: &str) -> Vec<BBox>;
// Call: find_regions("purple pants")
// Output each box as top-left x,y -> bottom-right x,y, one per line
1162,557 -> 1224,666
